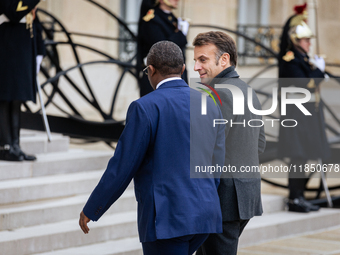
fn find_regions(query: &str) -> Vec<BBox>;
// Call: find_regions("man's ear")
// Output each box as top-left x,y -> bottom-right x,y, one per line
181,64 -> 186,75
220,53 -> 231,68
149,65 -> 156,76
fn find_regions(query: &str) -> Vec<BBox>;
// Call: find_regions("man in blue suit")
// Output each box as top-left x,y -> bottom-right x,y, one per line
79,41 -> 225,254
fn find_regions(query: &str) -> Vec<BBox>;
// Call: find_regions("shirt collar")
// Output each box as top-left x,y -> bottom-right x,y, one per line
156,77 -> 182,89
215,66 -> 239,79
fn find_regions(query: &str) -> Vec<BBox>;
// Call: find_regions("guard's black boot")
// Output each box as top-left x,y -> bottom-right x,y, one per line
0,145 -> 24,161
12,142 -> 37,161
10,101 -> 36,161
288,161 -> 311,212
288,197 -> 311,213
20,151 -> 36,161
0,101 -> 23,161
303,199 -> 320,211
12,135 -> 37,161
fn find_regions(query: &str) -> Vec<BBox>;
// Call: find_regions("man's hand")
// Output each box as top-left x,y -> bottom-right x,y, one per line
79,211 -> 91,234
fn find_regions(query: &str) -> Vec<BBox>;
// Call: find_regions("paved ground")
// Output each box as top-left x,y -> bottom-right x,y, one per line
238,226 -> 340,255
239,172 -> 340,255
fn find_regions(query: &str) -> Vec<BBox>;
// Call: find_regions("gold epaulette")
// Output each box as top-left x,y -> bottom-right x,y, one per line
282,51 -> 295,62
16,1 -> 28,12
143,9 -> 155,22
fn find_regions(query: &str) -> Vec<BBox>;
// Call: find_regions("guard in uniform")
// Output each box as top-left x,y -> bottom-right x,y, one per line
278,4 -> 330,212
137,0 -> 189,96
0,0 -> 41,161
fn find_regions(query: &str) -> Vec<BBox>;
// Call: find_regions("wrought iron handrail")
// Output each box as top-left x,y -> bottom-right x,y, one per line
20,0 -> 340,202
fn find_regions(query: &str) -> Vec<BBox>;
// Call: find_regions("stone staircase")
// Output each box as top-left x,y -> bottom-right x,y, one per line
0,131 -> 140,255
239,194 -> 340,248
1,131 -> 340,254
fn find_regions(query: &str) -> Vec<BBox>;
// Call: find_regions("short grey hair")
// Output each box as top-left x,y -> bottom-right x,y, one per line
215,48 -> 225,65
147,41 -> 184,76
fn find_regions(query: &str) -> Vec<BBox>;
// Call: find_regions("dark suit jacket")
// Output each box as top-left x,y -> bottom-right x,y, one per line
83,79 -> 225,242
0,0 -> 40,102
212,66 -> 266,221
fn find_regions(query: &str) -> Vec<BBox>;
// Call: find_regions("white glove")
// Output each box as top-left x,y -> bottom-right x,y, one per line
36,55 -> 44,74
177,17 -> 189,36
324,73 -> 330,81
313,55 -> 325,72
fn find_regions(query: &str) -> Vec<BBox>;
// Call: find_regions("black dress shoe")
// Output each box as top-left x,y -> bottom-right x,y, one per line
12,144 -> 36,161
303,199 -> 320,211
288,197 -> 311,213
20,151 -> 37,161
0,145 -> 24,161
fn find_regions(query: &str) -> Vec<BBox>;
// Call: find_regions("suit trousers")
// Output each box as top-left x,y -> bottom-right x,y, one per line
196,219 -> 249,255
142,234 -> 209,255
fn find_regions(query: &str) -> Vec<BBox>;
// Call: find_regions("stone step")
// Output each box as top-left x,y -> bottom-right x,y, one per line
0,193 -> 285,254
34,237 -> 142,255
0,189 -> 136,231
16,209 -> 340,255
20,130 -> 69,154
0,211 -> 138,255
0,149 -> 112,181
261,194 -> 285,214
0,170 -> 105,205
239,208 -> 340,248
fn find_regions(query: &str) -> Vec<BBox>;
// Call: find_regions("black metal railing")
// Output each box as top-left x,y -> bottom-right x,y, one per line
20,0 -> 340,203
237,24 -> 282,65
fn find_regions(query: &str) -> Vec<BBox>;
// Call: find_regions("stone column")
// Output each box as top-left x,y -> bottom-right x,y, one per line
307,0 -> 318,56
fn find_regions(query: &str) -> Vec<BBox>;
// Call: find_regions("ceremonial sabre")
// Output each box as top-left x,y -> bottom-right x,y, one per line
318,159 -> 333,207
36,75 -> 52,142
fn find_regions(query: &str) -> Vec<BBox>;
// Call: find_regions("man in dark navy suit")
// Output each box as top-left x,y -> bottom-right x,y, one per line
79,41 -> 225,255
137,0 -> 189,97
0,0 -> 41,161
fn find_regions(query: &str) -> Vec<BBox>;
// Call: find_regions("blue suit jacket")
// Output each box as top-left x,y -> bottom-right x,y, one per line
83,79 -> 225,242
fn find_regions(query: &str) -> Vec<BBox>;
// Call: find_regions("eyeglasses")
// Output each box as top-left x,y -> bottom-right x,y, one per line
143,65 -> 150,75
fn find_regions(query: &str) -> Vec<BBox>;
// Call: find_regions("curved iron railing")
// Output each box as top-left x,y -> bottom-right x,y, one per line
26,0 -> 287,142
23,1 -> 139,146
21,0 -> 340,201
